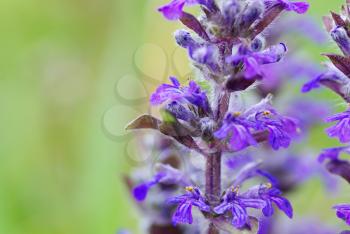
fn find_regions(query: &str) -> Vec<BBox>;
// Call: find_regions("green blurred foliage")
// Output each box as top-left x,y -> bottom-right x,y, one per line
0,0 -> 349,233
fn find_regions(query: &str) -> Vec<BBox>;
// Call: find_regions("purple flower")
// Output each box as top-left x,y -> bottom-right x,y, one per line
216,96 -> 297,151
318,146 -> 350,183
333,204 -> 350,226
319,146 -> 350,162
247,96 -> 298,149
214,187 -> 266,228
255,109 -> 298,150
133,164 -> 189,201
302,66 -> 350,102
158,0 -> 215,20
285,99 -> 330,132
150,77 -> 210,112
243,184 -> 293,218
167,186 -> 210,225
166,101 -> 197,122
326,109 -> 350,143
227,43 -> 287,79
133,173 -> 164,201
214,113 -> 257,151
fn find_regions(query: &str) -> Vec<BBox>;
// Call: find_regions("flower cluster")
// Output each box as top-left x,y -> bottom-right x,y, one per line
124,0 -> 312,233
302,1 -> 350,229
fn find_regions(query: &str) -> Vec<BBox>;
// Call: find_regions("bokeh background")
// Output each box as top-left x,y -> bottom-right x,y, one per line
0,0 -> 349,233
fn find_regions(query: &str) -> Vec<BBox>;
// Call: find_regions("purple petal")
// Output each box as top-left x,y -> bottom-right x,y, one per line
333,204 -> 350,226
262,199 -> 274,217
213,201 -> 232,214
267,125 -> 291,150
289,2 -> 309,14
132,183 -> 150,201
278,0 -> 309,14
172,202 -> 193,225
245,57 -> 262,79
270,196 -> 293,218
326,111 -> 350,143
231,204 -> 248,228
302,76 -> 321,93
158,0 -> 186,20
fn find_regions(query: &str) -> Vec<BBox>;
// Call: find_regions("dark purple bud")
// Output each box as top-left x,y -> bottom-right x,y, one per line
318,146 -> 350,183
189,45 -> 219,71
331,26 -> 350,56
166,101 -> 196,122
199,117 -> 215,140
225,74 -> 260,92
222,0 -> 241,23
174,29 -> 197,48
251,37 -> 266,52
326,159 -> 350,184
235,0 -> 265,31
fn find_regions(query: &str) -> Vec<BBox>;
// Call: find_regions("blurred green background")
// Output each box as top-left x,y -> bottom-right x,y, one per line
0,0 -> 349,233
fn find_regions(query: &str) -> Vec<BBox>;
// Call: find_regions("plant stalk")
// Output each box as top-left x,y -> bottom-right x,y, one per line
205,152 -> 222,234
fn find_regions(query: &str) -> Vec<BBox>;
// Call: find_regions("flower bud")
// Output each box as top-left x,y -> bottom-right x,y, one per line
331,26 -> 350,56
235,0 -> 264,31
250,36 -> 266,52
174,29 -> 197,48
199,117 -> 215,140
222,0 -> 241,23
190,45 -> 219,71
165,101 -> 196,122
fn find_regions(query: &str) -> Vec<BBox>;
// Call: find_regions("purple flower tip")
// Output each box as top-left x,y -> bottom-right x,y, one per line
278,0 -> 309,14
333,204 -> 350,226
158,0 -> 211,20
132,184 -> 149,201
158,0 -> 186,20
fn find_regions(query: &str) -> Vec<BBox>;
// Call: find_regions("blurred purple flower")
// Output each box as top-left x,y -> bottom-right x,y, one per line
133,164 -> 189,201
318,146 -> 350,183
326,109 -> 350,143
